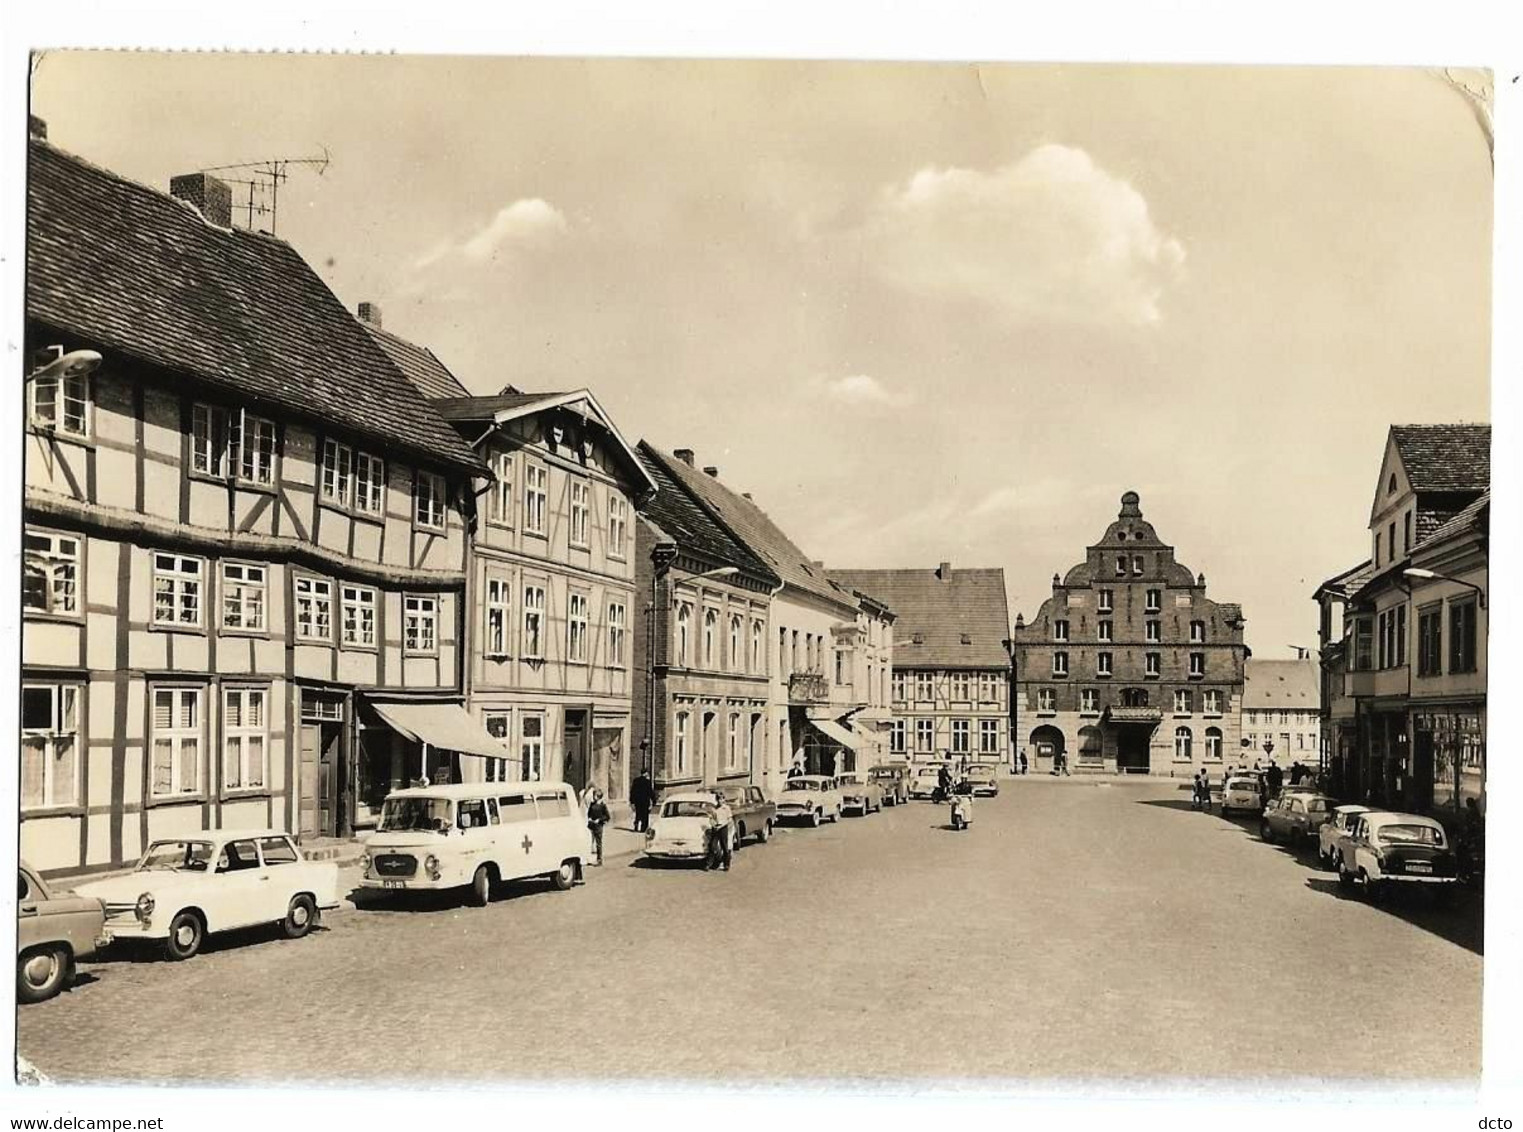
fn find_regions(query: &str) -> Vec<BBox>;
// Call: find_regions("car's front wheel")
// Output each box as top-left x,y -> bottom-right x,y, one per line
163,910 -> 205,961
282,893 -> 318,939
1337,862 -> 1354,890
552,860 -> 577,890
758,820 -> 771,843
17,945 -> 73,1004
810,808 -> 822,828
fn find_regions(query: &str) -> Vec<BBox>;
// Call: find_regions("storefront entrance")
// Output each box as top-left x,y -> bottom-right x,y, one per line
1115,725 -> 1153,774
563,709 -> 590,794
299,691 -> 348,838
593,727 -> 624,801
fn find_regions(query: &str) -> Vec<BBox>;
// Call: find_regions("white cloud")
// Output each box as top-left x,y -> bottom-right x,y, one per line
822,373 -> 913,408
461,198 -> 568,261
862,144 -> 1186,327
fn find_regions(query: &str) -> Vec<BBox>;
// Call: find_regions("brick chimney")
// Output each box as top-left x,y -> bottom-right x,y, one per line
703,465 -> 719,478
741,492 -> 753,500
28,115 -> 47,141
170,172 -> 233,229
673,448 -> 695,467
357,302 -> 383,329
938,560 -> 952,580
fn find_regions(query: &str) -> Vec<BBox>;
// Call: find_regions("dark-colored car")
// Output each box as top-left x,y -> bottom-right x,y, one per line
17,861 -> 111,1004
869,764 -> 912,806
712,783 -> 777,846
1260,793 -> 1336,845
1335,811 -> 1459,901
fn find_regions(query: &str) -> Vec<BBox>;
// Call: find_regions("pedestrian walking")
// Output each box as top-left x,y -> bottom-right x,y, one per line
1019,750 -> 1029,776
586,789 -> 611,866
630,769 -> 655,833
1058,750 -> 1070,776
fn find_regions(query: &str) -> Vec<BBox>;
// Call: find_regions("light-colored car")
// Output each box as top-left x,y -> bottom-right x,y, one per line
1260,793 -> 1336,845
869,764 -> 912,805
1336,811 -> 1459,900
909,766 -> 943,800
361,782 -> 587,904
644,792 -> 732,863
77,830 -> 339,961
1220,776 -> 1265,816
1317,804 -> 1375,868
18,862 -> 112,1003
776,775 -> 843,826
963,765 -> 1000,798
836,772 -> 884,816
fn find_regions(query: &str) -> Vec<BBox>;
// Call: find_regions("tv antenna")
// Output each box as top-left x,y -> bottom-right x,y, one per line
199,147 -> 331,235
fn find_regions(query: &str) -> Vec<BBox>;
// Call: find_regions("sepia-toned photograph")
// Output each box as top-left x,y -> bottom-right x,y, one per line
7,27 -> 1506,1119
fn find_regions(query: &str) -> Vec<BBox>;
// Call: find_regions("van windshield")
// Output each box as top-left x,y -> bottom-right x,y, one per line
379,797 -> 453,832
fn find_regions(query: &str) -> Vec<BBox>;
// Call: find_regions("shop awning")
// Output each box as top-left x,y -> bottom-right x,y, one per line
810,719 -> 859,750
1105,706 -> 1163,725
370,701 -> 506,759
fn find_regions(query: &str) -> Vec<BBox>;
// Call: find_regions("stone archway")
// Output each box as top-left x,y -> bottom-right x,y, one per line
1030,724 -> 1066,772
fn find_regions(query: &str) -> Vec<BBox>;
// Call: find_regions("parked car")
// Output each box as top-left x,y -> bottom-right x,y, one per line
1260,793 -> 1336,845
76,830 -> 339,961
1317,804 -> 1374,868
17,861 -> 112,1003
1335,811 -> 1459,900
869,764 -> 912,806
909,766 -> 943,800
645,793 -> 731,864
836,772 -> 885,815
360,782 -> 586,905
963,765 -> 1000,798
776,775 -> 843,826
1219,775 -> 1265,816
712,783 -> 776,845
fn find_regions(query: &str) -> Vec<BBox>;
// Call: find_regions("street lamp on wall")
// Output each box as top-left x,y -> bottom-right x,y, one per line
27,347 -> 102,384
1403,568 -> 1487,609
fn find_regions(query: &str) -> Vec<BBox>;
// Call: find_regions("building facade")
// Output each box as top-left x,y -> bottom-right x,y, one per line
829,563 -> 1009,767
1239,659 -> 1321,770
1012,492 -> 1247,777
1315,425 -> 1489,826
22,137 -> 488,874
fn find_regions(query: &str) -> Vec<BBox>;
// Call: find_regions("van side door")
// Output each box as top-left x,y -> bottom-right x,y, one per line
495,792 -> 540,880
533,788 -> 577,869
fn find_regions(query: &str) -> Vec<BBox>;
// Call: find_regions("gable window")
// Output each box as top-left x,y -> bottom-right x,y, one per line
569,481 -> 590,547
1145,652 -> 1161,678
1190,620 -> 1206,643
30,364 -> 91,437
608,496 -> 628,558
1115,555 -> 1127,577
415,470 -> 447,530
340,585 -> 377,648
21,683 -> 80,811
1145,620 -> 1161,643
522,584 -> 546,659
1388,472 -> 1398,495
1417,605 -> 1442,677
354,453 -> 385,515
1403,512 -> 1412,555
152,553 -> 204,628
221,687 -> 267,792
1388,522 -> 1397,564
23,531 -> 79,616
293,576 -> 333,641
1448,599 -> 1477,674
150,686 -> 203,798
608,601 -> 627,667
1097,652 -> 1113,677
1189,652 -> 1206,678
405,595 -> 439,654
1132,554 -> 1145,576
1037,688 -> 1056,714
320,438 -> 354,504
1052,652 -> 1069,678
1053,619 -> 1069,642
1203,690 -> 1223,715
1174,727 -> 1193,760
1174,689 -> 1192,714
485,578 -> 511,657
915,718 -> 935,754
523,463 -> 548,535
1098,589 -> 1114,613
491,451 -> 515,526
1145,589 -> 1161,613
1080,688 -> 1099,714
567,592 -> 589,663
221,562 -> 267,632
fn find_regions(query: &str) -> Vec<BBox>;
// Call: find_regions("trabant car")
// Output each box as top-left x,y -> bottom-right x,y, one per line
1260,793 -> 1335,845
645,792 -> 732,864
775,775 -> 843,826
18,861 -> 111,1003
869,764 -> 912,806
361,782 -> 586,906
1336,811 -> 1459,900
1317,804 -> 1374,868
963,765 -> 1000,798
77,830 -> 339,961
836,772 -> 885,816
712,783 -> 776,845
1219,776 -> 1265,816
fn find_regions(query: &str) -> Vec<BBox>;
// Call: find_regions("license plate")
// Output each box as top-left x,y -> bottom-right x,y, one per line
383,879 -> 407,889
1407,863 -> 1432,874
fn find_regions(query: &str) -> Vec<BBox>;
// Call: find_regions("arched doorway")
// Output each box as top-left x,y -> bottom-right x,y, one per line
1030,725 -> 1065,773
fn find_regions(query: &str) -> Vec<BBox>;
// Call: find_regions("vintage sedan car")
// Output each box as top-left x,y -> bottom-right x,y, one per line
644,793 -> 730,863
1219,775 -> 1265,816
1336,811 -> 1459,900
1260,793 -> 1335,845
712,783 -> 777,845
1317,804 -> 1374,868
964,765 -> 1000,798
909,766 -> 943,801
869,764 -> 912,806
836,772 -> 885,816
77,830 -> 340,961
17,861 -> 112,1004
775,775 -> 843,826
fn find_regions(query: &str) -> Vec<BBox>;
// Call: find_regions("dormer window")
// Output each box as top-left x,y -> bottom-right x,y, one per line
1053,620 -> 1069,642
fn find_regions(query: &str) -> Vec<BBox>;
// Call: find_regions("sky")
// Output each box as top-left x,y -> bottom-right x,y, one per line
29,55 -> 1493,656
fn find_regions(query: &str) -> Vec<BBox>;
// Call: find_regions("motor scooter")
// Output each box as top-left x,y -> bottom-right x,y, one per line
949,792 -> 973,831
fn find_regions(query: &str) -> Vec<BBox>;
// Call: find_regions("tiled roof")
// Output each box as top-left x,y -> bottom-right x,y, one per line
1391,424 -> 1491,494
828,566 -> 1011,669
635,443 -> 778,582
1243,659 -> 1319,709
640,446 -> 858,613
26,139 -> 483,474
363,323 -> 471,400
1315,559 -> 1375,599
432,393 -> 572,421
1415,490 -> 1489,553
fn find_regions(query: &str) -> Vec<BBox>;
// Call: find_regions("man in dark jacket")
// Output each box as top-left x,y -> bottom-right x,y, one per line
586,789 -> 611,866
630,770 -> 656,833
